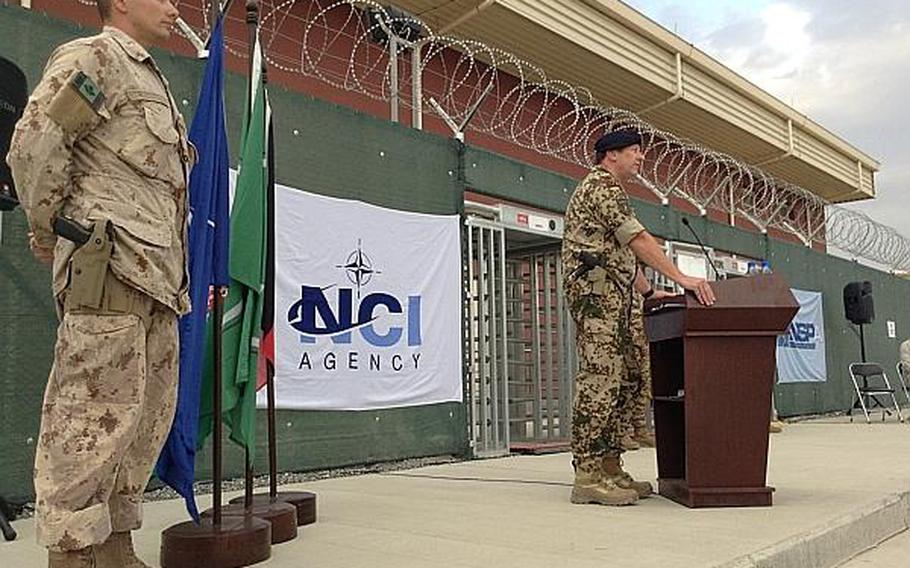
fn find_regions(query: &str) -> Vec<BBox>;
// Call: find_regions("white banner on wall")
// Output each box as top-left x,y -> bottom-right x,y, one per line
776,289 -> 827,383
266,185 -> 463,410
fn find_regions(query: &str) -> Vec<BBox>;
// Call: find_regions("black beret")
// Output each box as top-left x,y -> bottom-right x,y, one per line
594,128 -> 641,153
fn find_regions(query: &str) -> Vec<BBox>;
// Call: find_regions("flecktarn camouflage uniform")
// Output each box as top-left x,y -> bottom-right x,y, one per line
562,166 -> 651,504
626,293 -> 655,446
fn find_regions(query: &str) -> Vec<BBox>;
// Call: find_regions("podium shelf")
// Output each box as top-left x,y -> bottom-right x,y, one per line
653,395 -> 684,402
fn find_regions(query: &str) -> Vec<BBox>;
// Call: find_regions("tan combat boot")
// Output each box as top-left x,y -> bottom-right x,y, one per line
601,455 -> 653,498
570,458 -> 638,506
633,428 -> 656,448
93,532 -> 152,568
48,548 -> 96,568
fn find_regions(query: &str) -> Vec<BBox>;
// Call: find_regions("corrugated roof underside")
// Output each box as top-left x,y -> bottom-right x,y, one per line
394,0 -> 876,202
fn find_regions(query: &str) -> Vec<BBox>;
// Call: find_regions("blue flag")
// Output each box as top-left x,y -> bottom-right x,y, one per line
155,16 -> 230,522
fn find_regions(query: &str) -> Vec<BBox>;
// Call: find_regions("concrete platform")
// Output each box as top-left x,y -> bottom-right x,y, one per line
840,527 -> 910,567
3,421 -> 910,568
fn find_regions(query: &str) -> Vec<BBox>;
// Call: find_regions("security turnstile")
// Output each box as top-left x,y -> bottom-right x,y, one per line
505,247 -> 576,449
465,206 -> 576,457
465,219 -> 510,457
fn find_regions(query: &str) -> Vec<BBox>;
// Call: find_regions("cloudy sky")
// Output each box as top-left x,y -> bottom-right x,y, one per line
624,0 -> 909,241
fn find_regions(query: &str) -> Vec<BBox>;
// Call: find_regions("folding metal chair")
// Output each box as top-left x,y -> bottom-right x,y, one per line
895,361 -> 910,406
848,362 -> 904,423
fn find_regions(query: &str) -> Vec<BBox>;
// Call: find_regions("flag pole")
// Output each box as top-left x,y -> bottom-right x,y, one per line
260,35 -> 318,531
235,0 -> 261,516
227,0 -> 317,530
209,0 -> 228,528
241,0 -> 259,514
244,448 -> 254,509
220,0 -> 298,541
159,6 -> 272,567
212,287 -> 225,525
267,366 -> 277,500
263,64 -> 279,501
210,0 -> 219,33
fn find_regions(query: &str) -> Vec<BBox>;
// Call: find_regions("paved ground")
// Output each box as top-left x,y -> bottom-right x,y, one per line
3,420 -> 909,568
839,527 -> 910,567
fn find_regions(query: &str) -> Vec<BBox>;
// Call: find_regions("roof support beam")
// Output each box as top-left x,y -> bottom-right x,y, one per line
754,119 -> 794,167
638,52 -> 683,116
439,0 -> 497,34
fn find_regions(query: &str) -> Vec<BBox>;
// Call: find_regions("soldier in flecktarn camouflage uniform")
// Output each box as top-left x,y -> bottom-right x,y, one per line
562,129 -> 715,506
620,267 -> 672,452
7,1 -> 192,566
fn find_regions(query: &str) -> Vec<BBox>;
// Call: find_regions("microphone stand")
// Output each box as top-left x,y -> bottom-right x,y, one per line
681,217 -> 722,281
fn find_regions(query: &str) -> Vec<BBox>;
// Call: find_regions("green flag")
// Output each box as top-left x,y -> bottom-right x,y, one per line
197,38 -> 267,455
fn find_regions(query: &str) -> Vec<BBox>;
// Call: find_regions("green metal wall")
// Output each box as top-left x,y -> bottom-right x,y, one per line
469,161 -> 910,418
0,6 -> 465,501
2,6 -> 908,501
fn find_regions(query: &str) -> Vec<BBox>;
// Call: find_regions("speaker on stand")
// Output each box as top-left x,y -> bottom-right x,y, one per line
843,281 -> 878,419
843,280 -> 875,362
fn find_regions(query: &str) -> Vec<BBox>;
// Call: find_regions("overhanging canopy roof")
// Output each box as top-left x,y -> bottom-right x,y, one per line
394,0 -> 879,203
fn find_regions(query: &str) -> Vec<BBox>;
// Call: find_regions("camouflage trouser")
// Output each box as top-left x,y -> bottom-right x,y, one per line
628,298 -> 652,432
569,290 -> 642,460
34,273 -> 178,552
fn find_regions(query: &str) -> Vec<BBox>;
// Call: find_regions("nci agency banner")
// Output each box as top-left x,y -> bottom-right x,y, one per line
266,185 -> 462,410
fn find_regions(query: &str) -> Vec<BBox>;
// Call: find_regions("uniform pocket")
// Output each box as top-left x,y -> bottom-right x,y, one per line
86,197 -> 171,247
581,314 -> 619,338
111,90 -> 182,183
143,103 -> 179,144
55,313 -> 146,405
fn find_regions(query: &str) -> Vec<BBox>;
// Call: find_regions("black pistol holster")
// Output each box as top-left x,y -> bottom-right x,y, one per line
64,219 -> 113,311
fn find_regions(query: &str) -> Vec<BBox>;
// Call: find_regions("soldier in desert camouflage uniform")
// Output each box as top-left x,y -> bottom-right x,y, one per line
562,129 -> 714,506
621,267 -> 671,451
7,1 -> 191,566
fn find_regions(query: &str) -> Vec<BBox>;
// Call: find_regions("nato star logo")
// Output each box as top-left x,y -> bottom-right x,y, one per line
337,239 -> 381,297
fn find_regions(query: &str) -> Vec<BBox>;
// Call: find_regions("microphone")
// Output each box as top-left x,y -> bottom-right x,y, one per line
681,217 -> 722,281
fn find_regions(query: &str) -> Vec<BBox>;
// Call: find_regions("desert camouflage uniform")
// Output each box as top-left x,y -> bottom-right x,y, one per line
7,26 -> 193,552
562,166 -> 646,463
628,293 -> 651,435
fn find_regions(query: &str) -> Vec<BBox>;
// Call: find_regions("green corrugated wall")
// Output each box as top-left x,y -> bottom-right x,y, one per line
2,5 -> 908,501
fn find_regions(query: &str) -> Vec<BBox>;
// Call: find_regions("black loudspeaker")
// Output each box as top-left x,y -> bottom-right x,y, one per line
1,55 -> 28,211
843,281 -> 874,325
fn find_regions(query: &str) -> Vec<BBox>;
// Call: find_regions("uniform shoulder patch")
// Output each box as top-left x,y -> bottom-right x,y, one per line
47,70 -> 107,134
70,71 -> 106,111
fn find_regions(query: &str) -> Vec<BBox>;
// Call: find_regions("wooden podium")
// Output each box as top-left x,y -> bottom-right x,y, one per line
643,274 -> 798,508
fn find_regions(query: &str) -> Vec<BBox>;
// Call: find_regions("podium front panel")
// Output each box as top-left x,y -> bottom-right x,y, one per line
684,335 -> 774,489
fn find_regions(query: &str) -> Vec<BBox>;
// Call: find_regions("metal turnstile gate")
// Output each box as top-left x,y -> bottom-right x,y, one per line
465,211 -> 576,457
465,220 -> 510,457
505,248 -> 576,450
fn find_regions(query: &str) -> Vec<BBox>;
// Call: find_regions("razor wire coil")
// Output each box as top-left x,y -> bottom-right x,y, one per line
69,0 -> 910,271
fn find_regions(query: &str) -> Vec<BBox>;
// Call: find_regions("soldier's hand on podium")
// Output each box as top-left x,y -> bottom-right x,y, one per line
678,276 -> 715,306
651,289 -> 675,300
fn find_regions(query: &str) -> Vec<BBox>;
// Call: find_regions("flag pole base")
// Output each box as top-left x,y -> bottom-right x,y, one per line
203,500 -> 298,544
160,516 -> 271,568
230,491 -> 317,526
